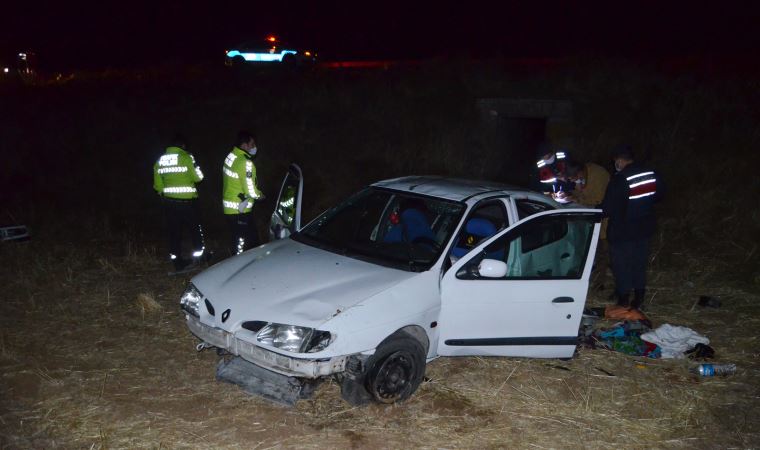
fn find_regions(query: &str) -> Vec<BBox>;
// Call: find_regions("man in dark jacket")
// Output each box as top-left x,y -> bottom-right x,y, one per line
600,145 -> 663,310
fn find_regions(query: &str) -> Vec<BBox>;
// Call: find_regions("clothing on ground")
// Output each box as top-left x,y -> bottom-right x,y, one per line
641,324 -> 710,359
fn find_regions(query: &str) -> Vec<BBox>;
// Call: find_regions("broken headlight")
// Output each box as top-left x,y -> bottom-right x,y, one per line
256,323 -> 334,353
180,283 -> 202,318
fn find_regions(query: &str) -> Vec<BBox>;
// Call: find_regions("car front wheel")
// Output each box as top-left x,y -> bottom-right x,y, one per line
365,335 -> 426,404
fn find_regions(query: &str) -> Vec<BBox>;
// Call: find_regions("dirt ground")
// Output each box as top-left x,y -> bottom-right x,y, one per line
1,236 -> 759,449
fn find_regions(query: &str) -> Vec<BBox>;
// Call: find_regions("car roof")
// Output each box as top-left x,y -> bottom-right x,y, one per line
372,176 -> 535,202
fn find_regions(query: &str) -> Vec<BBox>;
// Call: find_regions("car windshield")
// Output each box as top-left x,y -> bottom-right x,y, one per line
294,188 -> 465,272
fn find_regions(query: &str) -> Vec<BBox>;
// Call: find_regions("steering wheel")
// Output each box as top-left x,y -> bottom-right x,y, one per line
411,236 -> 442,253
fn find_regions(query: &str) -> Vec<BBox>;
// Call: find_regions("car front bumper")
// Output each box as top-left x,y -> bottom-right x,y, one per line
186,314 -> 347,379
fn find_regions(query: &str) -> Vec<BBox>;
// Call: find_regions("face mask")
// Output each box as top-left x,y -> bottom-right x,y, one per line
248,146 -> 257,156
614,161 -> 623,172
543,154 -> 556,165
575,178 -> 585,186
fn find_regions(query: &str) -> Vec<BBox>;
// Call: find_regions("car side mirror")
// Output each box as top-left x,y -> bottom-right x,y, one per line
478,259 -> 507,278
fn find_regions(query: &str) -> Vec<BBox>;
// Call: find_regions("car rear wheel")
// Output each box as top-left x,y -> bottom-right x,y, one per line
365,335 -> 426,404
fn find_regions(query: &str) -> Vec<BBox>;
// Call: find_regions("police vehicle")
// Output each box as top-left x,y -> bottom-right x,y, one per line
224,36 -> 317,66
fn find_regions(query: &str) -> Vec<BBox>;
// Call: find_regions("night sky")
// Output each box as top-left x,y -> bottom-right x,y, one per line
2,1 -> 759,70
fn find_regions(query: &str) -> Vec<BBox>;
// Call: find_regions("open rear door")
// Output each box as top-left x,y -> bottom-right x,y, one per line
438,209 -> 602,359
269,163 -> 303,240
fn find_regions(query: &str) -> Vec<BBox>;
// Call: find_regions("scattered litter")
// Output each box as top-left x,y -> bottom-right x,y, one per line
641,324 -> 709,359
686,343 -> 715,360
0,225 -> 30,242
595,367 -> 616,377
690,363 -> 736,377
589,321 -> 661,358
697,295 -> 722,308
604,305 -> 651,328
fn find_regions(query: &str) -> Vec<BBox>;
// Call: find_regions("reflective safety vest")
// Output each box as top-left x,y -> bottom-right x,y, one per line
601,163 -> 662,242
153,146 -> 204,200
537,150 -> 567,185
222,146 -> 263,214
624,169 -> 658,219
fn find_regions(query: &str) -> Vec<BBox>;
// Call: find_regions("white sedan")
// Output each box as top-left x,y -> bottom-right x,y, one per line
181,165 -> 601,405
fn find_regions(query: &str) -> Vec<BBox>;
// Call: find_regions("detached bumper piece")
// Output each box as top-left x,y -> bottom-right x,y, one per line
216,357 -> 320,407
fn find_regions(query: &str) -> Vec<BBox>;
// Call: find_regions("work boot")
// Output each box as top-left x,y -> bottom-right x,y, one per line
632,289 -> 646,310
616,292 -> 630,307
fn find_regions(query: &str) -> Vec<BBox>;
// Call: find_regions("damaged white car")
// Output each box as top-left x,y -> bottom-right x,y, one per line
181,165 -> 602,405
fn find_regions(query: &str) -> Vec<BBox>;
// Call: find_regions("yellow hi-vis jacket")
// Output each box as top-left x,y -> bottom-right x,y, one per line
222,146 -> 263,214
153,146 -> 204,199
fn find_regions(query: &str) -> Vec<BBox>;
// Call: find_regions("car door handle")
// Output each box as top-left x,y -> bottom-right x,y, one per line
552,297 -> 574,303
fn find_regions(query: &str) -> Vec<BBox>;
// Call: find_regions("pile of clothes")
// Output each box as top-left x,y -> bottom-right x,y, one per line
593,320 -> 662,358
582,306 -> 713,359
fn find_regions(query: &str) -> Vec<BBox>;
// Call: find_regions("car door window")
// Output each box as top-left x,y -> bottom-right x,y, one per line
515,199 -> 554,220
459,213 -> 597,280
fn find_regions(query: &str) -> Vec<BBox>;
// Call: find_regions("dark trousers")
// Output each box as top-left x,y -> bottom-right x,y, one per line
163,198 -> 204,267
226,212 -> 260,255
609,237 -> 650,303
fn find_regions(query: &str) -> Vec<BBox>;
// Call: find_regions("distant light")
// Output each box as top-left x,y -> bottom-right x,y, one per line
19,52 -> 27,59
267,35 -> 277,42
304,51 -> 311,56
3,67 -> 8,73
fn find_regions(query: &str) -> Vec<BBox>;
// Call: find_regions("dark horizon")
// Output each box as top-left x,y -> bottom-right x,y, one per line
2,1 -> 760,70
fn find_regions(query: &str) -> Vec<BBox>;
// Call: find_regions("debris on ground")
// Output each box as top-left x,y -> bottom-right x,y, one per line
587,320 -> 661,358
697,295 -> 722,308
640,324 -> 710,359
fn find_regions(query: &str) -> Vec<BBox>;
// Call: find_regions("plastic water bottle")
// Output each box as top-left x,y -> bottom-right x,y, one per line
691,363 -> 736,376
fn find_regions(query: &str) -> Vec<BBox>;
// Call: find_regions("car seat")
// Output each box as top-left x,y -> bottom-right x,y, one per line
451,217 -> 502,259
383,208 -> 436,244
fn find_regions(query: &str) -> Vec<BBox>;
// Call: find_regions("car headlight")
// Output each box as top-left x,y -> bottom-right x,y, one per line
256,323 -> 334,353
180,283 -> 202,317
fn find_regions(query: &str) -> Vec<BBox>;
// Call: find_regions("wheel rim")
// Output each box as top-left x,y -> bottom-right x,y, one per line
371,351 -> 416,403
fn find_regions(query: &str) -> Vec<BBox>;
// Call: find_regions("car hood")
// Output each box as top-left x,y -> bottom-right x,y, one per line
191,239 -> 416,330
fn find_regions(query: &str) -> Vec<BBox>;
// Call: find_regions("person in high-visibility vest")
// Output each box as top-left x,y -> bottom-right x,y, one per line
222,131 -> 264,255
153,135 -> 206,272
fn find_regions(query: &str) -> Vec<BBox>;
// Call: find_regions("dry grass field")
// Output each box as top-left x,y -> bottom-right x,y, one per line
2,60 -> 759,449
1,230 -> 758,449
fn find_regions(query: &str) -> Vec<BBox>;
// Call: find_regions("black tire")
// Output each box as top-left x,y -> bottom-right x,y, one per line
365,335 -> 426,404
232,56 -> 245,67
